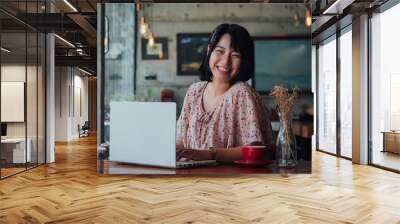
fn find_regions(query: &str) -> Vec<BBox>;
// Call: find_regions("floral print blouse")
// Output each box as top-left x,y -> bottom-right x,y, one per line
176,81 -> 273,149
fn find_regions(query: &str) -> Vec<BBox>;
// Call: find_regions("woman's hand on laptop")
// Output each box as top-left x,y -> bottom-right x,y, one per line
176,148 -> 213,161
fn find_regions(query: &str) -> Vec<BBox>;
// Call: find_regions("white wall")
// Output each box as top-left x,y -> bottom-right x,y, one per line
1,64 -> 26,120
1,65 -> 26,139
1,65 -> 41,137
55,66 -> 68,141
1,64 -> 46,163
73,73 -> 89,137
55,67 -> 89,141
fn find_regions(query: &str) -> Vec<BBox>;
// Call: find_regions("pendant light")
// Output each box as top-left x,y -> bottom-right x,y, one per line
305,9 -> 312,27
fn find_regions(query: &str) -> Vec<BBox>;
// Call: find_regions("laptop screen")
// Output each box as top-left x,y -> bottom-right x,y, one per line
1,123 -> 7,137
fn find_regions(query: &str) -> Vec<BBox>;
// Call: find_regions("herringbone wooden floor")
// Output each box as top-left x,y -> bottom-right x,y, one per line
1,135 -> 400,224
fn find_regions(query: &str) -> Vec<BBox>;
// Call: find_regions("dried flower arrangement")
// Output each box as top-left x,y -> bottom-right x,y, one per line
270,86 -> 298,123
270,86 -> 298,165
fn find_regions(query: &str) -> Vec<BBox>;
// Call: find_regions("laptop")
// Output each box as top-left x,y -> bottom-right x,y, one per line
109,102 -> 217,168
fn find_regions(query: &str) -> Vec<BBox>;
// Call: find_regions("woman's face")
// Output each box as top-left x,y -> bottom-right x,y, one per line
209,33 -> 241,84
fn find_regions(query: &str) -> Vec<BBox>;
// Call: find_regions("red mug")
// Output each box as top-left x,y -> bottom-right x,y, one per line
241,146 -> 266,161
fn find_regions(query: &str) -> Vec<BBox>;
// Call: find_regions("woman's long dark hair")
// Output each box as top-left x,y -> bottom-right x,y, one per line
199,23 -> 255,84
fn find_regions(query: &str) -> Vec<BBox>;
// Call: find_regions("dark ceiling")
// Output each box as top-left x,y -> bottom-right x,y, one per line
0,0 -> 391,75
0,0 -> 100,73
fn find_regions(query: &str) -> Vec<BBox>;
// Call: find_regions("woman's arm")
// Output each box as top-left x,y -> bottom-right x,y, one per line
177,146 -> 243,163
214,147 -> 243,163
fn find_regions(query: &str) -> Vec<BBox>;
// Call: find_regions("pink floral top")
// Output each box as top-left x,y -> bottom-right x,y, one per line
176,81 -> 273,149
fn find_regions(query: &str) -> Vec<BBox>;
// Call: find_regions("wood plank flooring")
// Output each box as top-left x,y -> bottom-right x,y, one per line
372,151 -> 400,171
0,135 -> 400,223
0,167 -> 26,178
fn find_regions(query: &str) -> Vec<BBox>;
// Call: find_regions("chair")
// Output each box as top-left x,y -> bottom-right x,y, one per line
79,121 -> 90,138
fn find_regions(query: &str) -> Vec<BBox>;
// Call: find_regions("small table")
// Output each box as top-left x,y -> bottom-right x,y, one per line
381,131 -> 400,154
1,138 -> 32,164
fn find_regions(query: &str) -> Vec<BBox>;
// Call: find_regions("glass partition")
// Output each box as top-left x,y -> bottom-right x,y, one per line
339,27 -> 352,158
1,31 -> 28,177
371,3 -> 400,171
317,35 -> 337,154
0,1 -> 46,179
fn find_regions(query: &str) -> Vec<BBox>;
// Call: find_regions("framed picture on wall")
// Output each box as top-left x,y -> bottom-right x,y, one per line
141,37 -> 169,60
177,33 -> 210,76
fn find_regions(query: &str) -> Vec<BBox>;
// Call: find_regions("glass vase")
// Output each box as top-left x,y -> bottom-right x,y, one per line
276,115 -> 297,168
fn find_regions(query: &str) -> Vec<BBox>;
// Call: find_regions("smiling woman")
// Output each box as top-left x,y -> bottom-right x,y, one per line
176,24 -> 273,163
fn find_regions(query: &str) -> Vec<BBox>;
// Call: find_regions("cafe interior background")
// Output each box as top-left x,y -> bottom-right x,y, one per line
97,2 -> 312,174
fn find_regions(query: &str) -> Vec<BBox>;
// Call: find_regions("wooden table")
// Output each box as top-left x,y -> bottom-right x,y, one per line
97,159 -> 311,175
381,131 -> 400,154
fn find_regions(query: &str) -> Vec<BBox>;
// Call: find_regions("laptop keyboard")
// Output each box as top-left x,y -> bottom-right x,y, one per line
176,160 -> 217,168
